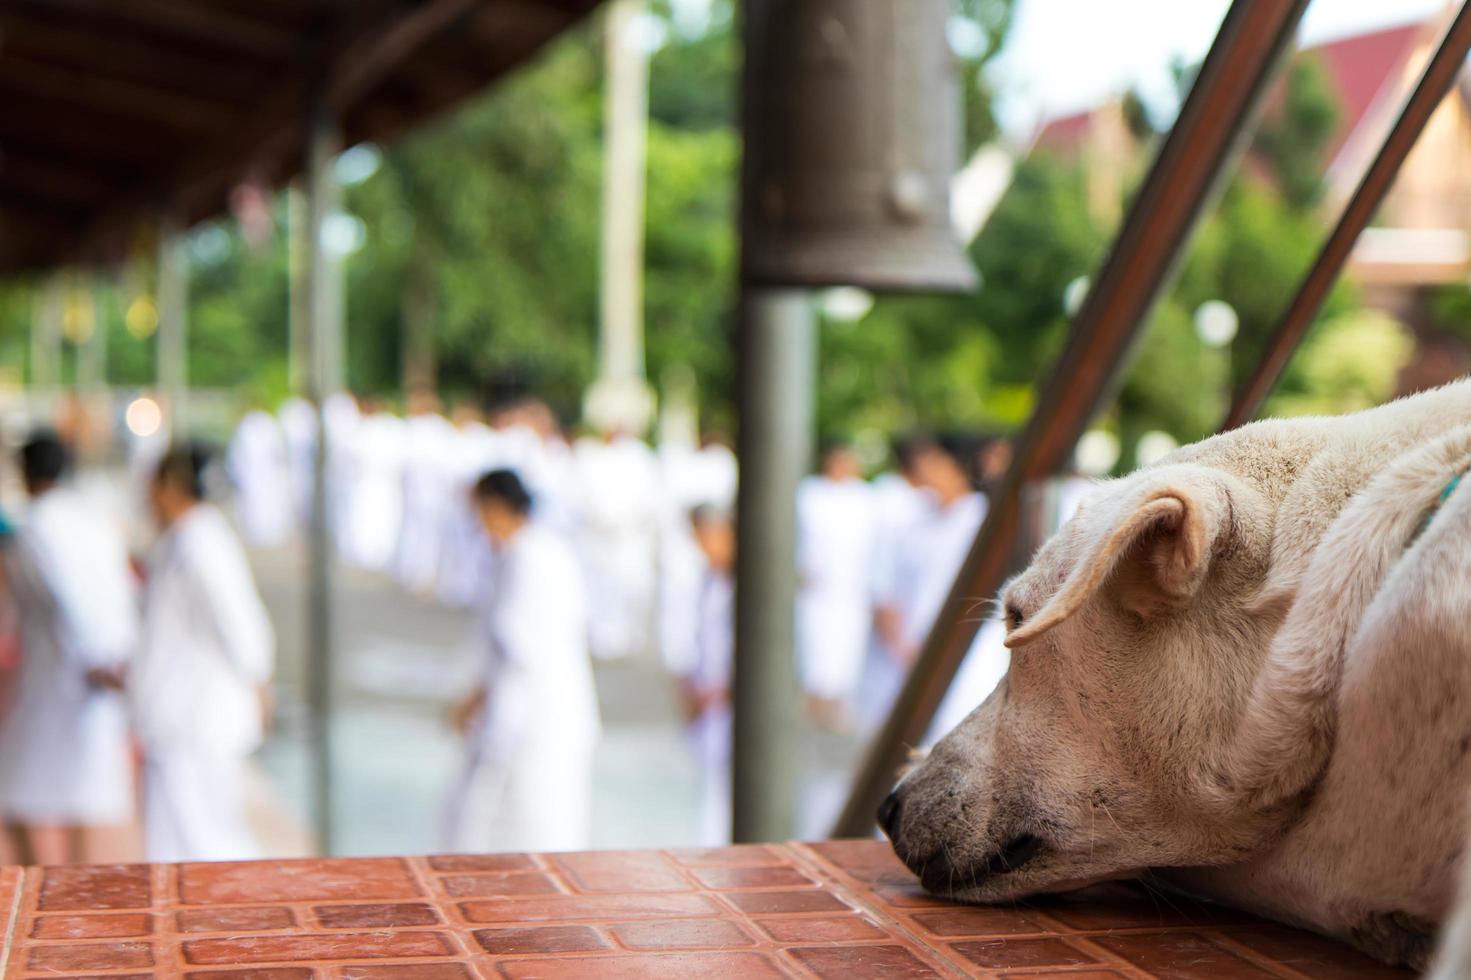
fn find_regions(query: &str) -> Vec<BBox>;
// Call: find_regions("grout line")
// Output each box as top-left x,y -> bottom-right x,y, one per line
783,842 -> 973,978
0,868 -> 26,980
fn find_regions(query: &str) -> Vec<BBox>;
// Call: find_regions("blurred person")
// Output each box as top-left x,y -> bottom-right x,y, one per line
340,397 -> 405,573
857,436 -> 933,730
394,391 -> 455,596
442,470 -> 601,852
277,396 -> 318,525
679,504 -> 735,846
132,445 -> 275,862
227,407 -> 295,548
795,440 -> 877,730
571,430 -> 661,661
0,434 -> 138,864
435,403 -> 501,609
864,436 -> 1007,729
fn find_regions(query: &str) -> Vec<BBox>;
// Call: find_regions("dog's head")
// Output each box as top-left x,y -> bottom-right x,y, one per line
883,462 -> 1289,900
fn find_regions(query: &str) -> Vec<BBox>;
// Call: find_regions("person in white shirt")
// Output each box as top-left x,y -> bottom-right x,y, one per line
132,445 -> 275,862
394,392 -> 455,596
0,434 -> 138,865
226,409 -> 295,549
679,504 -> 735,846
340,398 -> 406,573
796,441 -> 877,729
442,469 -> 601,853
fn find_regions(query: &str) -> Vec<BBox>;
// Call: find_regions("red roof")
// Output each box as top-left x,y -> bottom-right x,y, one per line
1306,21 -> 1426,161
1032,109 -> 1095,155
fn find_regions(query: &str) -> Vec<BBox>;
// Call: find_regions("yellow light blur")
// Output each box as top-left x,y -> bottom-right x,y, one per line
62,295 -> 94,343
126,296 -> 159,339
125,397 -> 163,438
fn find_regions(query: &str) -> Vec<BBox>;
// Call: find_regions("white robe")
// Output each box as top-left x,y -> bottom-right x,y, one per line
442,523 -> 601,853
571,436 -> 661,661
435,422 -> 502,610
278,397 -> 319,527
796,475 -> 878,702
394,412 -> 456,594
686,568 -> 733,846
227,410 -> 295,548
341,412 -> 406,573
132,506 -> 274,862
0,487 -> 138,825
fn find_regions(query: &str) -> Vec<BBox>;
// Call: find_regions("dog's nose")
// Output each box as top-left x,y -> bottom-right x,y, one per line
877,788 -> 904,839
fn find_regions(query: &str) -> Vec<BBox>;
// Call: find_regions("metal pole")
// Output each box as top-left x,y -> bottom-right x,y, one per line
157,216 -> 188,437
79,279 -> 108,397
1223,1 -> 1471,430
303,93 -> 343,856
833,0 -> 1311,838
287,184 -> 311,398
30,273 -> 63,398
732,289 -> 814,842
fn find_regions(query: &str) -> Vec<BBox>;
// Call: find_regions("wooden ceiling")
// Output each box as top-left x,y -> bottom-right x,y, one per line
0,0 -> 604,273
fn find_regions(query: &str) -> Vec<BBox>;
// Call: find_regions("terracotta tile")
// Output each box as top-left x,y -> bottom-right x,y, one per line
440,872 -> 560,898
786,944 -> 945,978
551,851 -> 692,893
910,906 -> 1054,937
460,892 -> 721,923
804,840 -> 910,883
36,864 -> 151,911
26,939 -> 153,970
496,951 -> 787,978
313,903 -> 441,928
177,906 -> 297,933
183,931 -> 453,965
184,971 -> 316,980
950,936 -> 1100,969
179,858 -> 421,905
689,865 -> 815,890
994,965 -> 1129,971
753,915 -> 889,943
340,967 -> 473,979
427,854 -> 537,873
722,889 -> 852,915
1092,931 -> 1283,978
30,911 -> 152,939
1222,925 -> 1414,978
611,918 -> 755,950
48,975 -> 153,980
874,885 -> 956,909
0,866 -> 22,938
1037,883 -> 1258,931
473,925 -> 611,955
667,845 -> 786,867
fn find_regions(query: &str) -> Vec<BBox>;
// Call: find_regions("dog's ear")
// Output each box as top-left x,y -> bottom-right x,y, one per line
1006,469 -> 1230,647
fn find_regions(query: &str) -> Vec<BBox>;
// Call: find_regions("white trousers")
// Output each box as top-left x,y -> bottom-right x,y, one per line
442,742 -> 594,853
143,750 -> 259,863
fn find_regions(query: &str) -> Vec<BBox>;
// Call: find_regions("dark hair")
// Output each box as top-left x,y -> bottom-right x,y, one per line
20,432 -> 71,488
689,502 -> 732,529
155,442 -> 215,501
892,432 -> 936,475
472,468 -> 533,515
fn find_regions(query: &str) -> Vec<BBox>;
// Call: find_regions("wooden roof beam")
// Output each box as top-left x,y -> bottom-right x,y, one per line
0,55 -> 233,132
15,0 -> 302,60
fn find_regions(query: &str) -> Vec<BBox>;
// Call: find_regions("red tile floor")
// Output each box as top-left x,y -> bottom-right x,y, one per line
0,840 -> 1413,978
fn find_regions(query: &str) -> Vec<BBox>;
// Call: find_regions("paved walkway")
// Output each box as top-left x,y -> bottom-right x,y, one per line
247,543 -> 862,856
0,840 -> 1411,977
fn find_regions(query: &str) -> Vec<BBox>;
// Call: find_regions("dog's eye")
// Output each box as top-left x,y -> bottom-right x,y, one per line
1004,603 -> 1024,631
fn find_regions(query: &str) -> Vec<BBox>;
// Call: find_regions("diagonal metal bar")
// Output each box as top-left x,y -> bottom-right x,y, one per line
834,0 -> 1311,838
1223,3 -> 1471,430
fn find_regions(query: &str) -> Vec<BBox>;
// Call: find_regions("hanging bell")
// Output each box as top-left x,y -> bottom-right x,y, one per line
741,0 -> 979,293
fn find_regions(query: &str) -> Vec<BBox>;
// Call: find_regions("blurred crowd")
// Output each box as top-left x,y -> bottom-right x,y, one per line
0,389 -> 1091,864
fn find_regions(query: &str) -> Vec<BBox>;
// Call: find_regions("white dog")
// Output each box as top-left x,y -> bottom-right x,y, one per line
880,380 -> 1471,973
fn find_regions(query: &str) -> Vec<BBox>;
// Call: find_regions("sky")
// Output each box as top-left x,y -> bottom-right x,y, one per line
991,0 -> 1452,138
